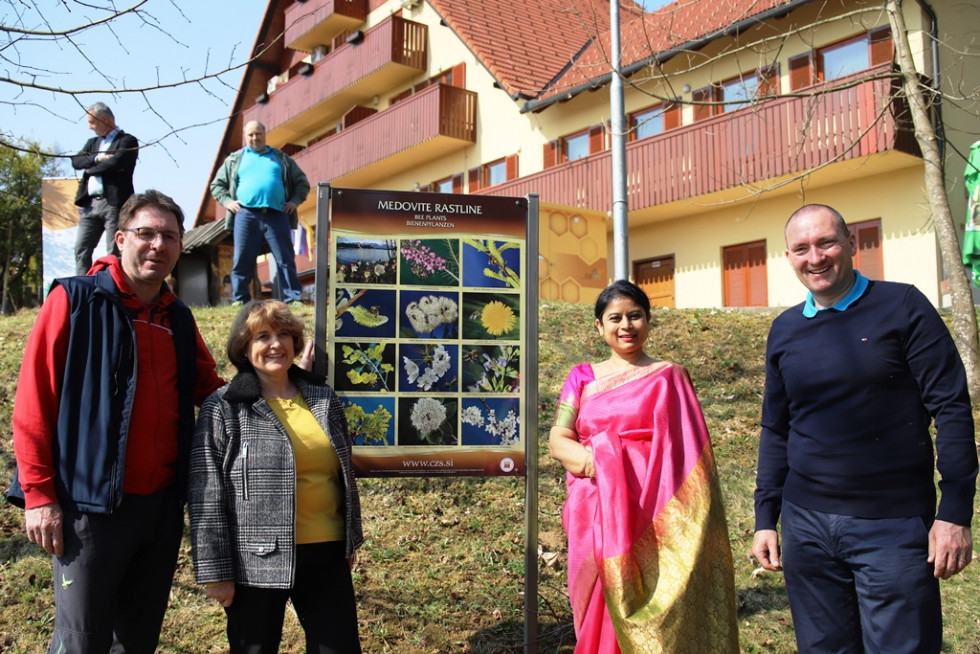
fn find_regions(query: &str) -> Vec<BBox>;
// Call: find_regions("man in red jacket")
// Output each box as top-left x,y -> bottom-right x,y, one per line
9,190 -> 224,654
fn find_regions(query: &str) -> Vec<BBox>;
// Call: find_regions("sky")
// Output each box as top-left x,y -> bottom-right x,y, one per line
2,0 -> 671,232
2,1 -> 266,230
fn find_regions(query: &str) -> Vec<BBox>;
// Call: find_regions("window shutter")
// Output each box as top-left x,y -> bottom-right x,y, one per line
452,174 -> 463,194
869,27 -> 893,66
663,103 -> 681,131
692,87 -> 713,122
505,154 -> 519,180
451,62 -> 466,88
588,125 -> 604,154
789,53 -> 814,91
468,167 -> 481,192
760,64 -> 780,97
543,141 -> 558,169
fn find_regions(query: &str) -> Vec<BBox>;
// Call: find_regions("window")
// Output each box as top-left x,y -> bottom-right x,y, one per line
391,63 -> 466,105
693,68 -> 779,122
468,155 -> 518,191
564,129 -> 592,161
543,125 -> 604,168
431,174 -> 463,194
791,27 -> 892,91
629,103 -> 680,140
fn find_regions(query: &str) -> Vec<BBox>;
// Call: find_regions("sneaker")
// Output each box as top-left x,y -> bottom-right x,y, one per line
289,301 -> 306,309
231,300 -> 244,308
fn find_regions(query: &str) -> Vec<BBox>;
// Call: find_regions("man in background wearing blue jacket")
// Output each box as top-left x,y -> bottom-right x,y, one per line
210,120 -> 310,306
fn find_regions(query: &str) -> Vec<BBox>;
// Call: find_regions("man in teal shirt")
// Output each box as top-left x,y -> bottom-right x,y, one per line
210,121 -> 310,304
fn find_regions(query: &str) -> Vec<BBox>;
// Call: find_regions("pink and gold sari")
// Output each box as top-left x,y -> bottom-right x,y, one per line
555,361 -> 738,653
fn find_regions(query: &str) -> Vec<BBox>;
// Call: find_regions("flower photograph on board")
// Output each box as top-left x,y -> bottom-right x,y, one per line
462,239 -> 520,289
334,288 -> 397,338
399,396 -> 457,446
461,345 -> 520,393
400,290 -> 460,339
462,292 -> 519,340
460,397 -> 520,447
342,396 -> 395,446
399,342 -> 459,393
335,236 -> 397,285
333,342 -> 396,392
399,238 -> 460,286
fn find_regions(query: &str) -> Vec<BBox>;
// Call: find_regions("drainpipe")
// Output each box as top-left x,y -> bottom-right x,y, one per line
912,0 -> 944,163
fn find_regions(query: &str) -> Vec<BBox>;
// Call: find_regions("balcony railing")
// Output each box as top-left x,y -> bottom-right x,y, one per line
293,83 -> 477,190
245,15 -> 427,145
480,64 -> 918,211
285,0 -> 368,52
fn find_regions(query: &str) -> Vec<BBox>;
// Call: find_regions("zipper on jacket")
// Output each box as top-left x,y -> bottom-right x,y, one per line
242,440 -> 249,501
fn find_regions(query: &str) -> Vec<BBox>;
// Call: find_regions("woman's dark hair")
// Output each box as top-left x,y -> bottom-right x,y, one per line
226,299 -> 305,371
594,279 -> 651,321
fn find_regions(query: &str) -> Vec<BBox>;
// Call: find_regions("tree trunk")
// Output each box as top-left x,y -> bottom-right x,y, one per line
1,215 -> 12,316
886,0 -> 980,401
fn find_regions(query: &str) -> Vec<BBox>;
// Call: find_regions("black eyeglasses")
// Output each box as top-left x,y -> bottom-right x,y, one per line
122,227 -> 182,246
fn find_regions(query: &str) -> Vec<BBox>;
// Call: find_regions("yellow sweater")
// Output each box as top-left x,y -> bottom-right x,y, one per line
267,394 -> 345,544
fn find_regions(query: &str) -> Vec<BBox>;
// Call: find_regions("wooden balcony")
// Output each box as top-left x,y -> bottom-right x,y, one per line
285,0 -> 368,53
481,65 -> 919,212
245,15 -> 427,146
292,83 -> 477,191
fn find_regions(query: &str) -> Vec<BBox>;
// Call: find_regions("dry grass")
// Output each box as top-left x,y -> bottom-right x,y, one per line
1,301 -> 978,653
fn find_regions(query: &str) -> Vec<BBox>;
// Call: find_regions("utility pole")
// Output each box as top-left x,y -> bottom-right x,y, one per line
610,0 -> 629,280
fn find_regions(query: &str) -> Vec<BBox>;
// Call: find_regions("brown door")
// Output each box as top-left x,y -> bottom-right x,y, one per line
723,240 -> 768,307
850,219 -> 883,280
634,256 -> 676,308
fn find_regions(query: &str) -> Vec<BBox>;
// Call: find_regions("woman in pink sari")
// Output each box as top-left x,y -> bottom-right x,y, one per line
549,280 -> 738,653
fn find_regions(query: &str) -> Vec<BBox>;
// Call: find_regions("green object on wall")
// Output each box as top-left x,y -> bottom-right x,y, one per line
962,142 -> 980,286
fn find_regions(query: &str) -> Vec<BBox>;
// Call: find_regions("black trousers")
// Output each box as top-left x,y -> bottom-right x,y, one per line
50,487 -> 184,654
225,541 -> 361,654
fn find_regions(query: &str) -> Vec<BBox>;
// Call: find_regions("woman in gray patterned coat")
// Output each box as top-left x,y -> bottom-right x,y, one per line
189,300 -> 363,653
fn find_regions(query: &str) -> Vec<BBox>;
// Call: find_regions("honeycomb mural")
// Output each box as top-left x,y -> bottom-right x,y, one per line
539,204 -> 607,304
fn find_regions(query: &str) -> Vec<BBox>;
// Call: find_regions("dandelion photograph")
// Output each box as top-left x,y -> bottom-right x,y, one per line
460,397 -> 520,447
398,342 -> 459,393
342,396 -> 395,446
399,238 -> 460,286
461,239 -> 521,289
399,290 -> 460,339
461,292 -> 520,340
335,237 -> 398,285
333,342 -> 397,392
461,345 -> 520,393
334,288 -> 397,338
398,396 -> 458,446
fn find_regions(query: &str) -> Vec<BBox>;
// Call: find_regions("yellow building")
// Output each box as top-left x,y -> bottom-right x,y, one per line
193,0 -> 979,309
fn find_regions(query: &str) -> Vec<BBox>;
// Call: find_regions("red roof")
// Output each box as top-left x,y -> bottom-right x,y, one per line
430,0 -> 805,109
427,0 -> 643,99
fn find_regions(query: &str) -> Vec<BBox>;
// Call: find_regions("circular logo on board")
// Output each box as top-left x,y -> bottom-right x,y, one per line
500,457 -> 515,472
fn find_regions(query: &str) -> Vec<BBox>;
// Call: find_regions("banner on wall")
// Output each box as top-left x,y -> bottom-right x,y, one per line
315,187 -> 535,478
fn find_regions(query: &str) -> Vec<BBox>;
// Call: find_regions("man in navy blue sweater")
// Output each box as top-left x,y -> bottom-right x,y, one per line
752,204 -> 977,653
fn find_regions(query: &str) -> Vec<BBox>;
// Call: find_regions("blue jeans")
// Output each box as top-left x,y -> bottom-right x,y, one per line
231,207 -> 302,303
75,197 -> 120,275
781,500 -> 941,654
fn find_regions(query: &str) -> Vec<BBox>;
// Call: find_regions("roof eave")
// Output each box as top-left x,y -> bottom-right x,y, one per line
520,0 -> 817,114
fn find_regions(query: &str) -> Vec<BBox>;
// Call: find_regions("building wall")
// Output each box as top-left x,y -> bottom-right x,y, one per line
625,166 -> 940,308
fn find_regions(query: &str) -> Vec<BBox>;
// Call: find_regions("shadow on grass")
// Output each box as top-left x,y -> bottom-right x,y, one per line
465,618 -> 576,654
737,584 -> 791,620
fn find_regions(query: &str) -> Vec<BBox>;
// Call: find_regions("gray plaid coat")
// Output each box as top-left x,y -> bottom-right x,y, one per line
188,367 -> 363,588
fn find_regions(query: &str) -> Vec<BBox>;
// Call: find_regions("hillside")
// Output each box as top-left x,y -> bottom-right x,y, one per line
1,302 -> 977,653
